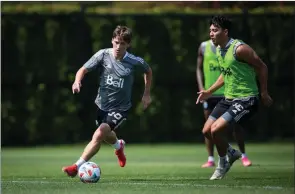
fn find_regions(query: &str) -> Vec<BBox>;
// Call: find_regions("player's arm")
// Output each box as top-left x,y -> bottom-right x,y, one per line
73,67 -> 88,86
235,44 -> 268,96
141,66 -> 152,109
206,74 -> 224,94
72,66 -> 89,94
72,50 -> 104,94
143,67 -> 153,96
137,57 -> 153,109
136,57 -> 153,96
236,44 -> 273,106
196,44 -> 205,91
196,74 -> 223,104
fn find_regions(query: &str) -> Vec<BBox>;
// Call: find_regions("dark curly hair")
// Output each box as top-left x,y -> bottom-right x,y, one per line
210,15 -> 232,34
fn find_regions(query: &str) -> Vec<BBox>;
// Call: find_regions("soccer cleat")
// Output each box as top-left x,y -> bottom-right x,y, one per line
201,161 -> 215,168
242,157 -> 252,167
115,139 -> 126,167
209,161 -> 231,180
227,149 -> 242,166
62,164 -> 78,177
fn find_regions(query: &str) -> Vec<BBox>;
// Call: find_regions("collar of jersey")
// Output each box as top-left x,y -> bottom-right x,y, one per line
122,51 -> 128,60
224,38 -> 234,50
111,49 -> 129,61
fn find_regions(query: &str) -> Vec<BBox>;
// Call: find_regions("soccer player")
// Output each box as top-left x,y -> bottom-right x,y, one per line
62,25 -> 153,177
196,15 -> 273,180
196,39 -> 252,168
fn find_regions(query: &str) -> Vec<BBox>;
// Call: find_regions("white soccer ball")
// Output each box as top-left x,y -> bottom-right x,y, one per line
78,162 -> 101,183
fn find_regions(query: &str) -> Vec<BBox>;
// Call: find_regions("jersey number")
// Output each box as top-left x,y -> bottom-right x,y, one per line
108,112 -> 123,124
232,103 -> 244,115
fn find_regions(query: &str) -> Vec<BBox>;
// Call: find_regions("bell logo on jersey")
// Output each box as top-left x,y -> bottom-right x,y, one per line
106,75 -> 124,88
209,63 -> 220,72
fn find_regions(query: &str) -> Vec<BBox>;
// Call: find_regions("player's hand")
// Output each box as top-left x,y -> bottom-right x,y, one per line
261,92 -> 273,107
196,90 -> 212,104
142,94 -> 152,110
72,81 -> 82,94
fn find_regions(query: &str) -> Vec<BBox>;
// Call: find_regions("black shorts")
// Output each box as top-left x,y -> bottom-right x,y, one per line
209,96 -> 259,125
96,108 -> 128,130
203,97 -> 224,111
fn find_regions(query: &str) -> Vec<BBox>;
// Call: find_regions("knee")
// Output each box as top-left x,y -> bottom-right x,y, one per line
211,122 -> 224,137
202,126 -> 211,137
210,122 -> 218,135
92,123 -> 111,141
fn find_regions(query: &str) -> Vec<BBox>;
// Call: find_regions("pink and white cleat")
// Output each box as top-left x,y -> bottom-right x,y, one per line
241,157 -> 252,167
201,161 -> 215,168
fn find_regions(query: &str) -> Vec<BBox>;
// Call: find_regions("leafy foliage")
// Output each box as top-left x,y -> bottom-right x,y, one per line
2,14 -> 294,146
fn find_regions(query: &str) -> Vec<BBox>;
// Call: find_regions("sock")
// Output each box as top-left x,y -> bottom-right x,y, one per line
218,156 -> 227,167
112,139 -> 121,150
242,153 -> 247,159
208,156 -> 214,162
75,157 -> 86,169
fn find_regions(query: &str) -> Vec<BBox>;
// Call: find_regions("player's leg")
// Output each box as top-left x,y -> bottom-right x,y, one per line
233,124 -> 245,153
202,118 -> 216,142
105,131 -> 120,148
80,123 -> 111,161
80,110 -> 127,164
62,108 -> 113,177
62,122 -> 111,177
231,97 -> 259,166
103,110 -> 128,167
201,100 -> 215,167
233,124 -> 252,166
104,130 -> 126,167
204,99 -> 240,180
209,97 -> 259,180
209,116 -> 243,180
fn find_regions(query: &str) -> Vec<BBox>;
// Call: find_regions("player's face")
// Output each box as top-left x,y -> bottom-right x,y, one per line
112,36 -> 130,58
209,24 -> 227,46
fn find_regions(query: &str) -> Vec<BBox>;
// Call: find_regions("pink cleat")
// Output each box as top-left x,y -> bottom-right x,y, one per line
242,157 -> 252,167
201,161 -> 215,168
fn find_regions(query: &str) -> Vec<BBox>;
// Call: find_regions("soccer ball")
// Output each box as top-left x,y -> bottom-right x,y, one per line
78,162 -> 101,183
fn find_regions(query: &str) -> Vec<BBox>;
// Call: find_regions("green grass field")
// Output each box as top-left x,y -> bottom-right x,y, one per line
1,143 -> 294,194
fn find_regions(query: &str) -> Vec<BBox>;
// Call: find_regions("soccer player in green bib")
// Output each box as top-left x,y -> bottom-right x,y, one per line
196,39 -> 252,168
196,15 -> 273,180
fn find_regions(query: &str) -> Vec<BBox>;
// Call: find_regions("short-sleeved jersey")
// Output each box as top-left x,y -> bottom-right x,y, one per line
83,48 -> 150,111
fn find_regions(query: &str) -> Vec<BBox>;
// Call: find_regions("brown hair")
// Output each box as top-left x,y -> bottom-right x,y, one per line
112,25 -> 132,43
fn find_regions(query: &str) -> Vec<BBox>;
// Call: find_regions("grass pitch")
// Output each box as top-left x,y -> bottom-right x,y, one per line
1,143 -> 294,194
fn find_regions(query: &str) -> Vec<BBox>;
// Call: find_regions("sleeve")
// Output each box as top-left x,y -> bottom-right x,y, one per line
200,41 -> 207,56
135,56 -> 150,73
83,49 -> 104,72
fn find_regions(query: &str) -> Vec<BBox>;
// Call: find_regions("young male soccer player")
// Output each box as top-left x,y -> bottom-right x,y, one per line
196,15 -> 273,180
62,25 -> 153,177
196,39 -> 252,168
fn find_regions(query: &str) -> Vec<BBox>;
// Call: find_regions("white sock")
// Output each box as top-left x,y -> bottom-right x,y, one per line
242,153 -> 247,159
112,139 -> 121,150
218,156 -> 227,167
75,157 -> 86,169
208,156 -> 214,162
